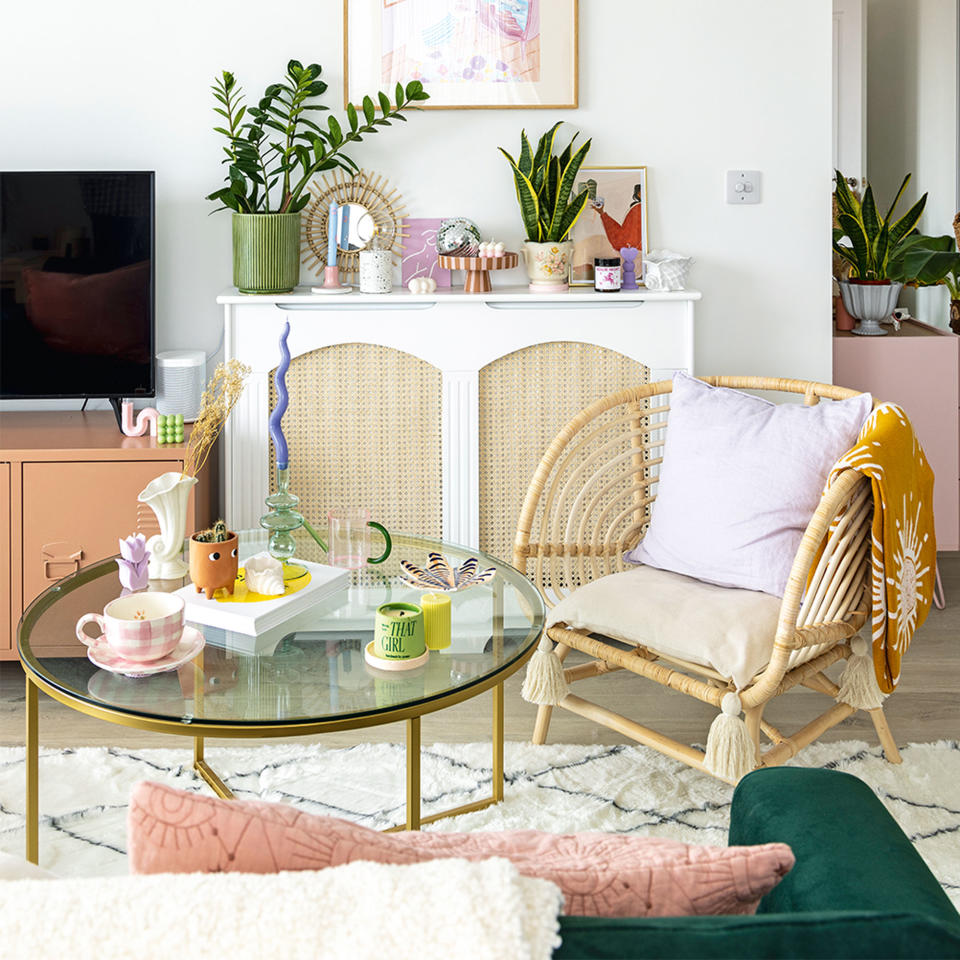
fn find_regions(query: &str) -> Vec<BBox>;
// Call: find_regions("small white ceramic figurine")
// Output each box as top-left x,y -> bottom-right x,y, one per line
407,276 -> 438,294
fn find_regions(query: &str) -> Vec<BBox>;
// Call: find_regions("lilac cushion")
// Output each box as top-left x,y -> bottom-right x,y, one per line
625,372 -> 871,596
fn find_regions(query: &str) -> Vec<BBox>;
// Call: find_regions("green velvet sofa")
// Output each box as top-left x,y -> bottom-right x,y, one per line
555,767 -> 960,959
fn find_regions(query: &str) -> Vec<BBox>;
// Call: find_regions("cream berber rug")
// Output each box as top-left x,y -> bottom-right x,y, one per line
0,739 -> 956,907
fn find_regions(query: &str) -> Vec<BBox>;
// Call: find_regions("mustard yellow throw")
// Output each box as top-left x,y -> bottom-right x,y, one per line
828,403 -> 936,692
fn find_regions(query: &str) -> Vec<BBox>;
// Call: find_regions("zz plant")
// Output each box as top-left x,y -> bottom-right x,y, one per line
207,60 -> 429,214
499,122 -> 592,243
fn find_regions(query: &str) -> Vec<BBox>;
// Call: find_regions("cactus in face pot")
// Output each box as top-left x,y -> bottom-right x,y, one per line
189,519 -> 239,599
499,122 -> 591,291
194,519 -> 229,543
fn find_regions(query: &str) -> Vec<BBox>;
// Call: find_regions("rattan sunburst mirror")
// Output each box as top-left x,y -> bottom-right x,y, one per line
302,169 -> 407,283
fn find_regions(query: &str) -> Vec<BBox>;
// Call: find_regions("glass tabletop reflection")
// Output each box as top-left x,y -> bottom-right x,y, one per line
18,530 -> 545,729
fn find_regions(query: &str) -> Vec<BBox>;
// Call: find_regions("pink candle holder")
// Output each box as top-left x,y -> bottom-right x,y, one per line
312,265 -> 352,295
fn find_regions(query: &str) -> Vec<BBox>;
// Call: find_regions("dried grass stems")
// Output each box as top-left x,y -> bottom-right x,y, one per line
181,359 -> 251,479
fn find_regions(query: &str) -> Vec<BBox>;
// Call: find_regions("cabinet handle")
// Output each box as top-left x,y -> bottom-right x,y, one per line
485,300 -> 644,311
41,542 -> 83,581
275,303 -> 437,312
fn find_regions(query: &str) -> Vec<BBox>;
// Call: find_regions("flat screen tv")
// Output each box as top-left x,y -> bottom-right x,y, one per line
0,171 -> 155,409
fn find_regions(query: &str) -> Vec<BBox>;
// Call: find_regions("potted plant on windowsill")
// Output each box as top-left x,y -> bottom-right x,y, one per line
207,60 -> 428,295
499,123 -> 591,292
833,171 -> 960,336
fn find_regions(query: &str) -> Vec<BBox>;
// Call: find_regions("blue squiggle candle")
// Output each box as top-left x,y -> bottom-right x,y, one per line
269,320 -> 291,470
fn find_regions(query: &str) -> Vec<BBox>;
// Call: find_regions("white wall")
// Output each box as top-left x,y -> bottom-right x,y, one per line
867,0 -> 959,328
0,0 -> 833,412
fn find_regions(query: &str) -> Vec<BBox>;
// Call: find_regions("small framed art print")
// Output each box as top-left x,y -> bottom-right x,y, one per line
569,166 -> 649,287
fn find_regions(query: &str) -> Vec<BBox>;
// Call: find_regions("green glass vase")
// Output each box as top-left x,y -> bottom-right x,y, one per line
232,213 -> 301,294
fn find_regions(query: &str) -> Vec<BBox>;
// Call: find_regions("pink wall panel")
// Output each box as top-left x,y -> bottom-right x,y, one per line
834,327 -> 959,550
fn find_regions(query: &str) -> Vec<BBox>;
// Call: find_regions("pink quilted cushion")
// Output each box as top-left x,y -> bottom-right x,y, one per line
128,782 -> 794,917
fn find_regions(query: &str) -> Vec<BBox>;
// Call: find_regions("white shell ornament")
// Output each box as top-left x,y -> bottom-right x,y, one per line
407,276 -> 437,294
243,552 -> 285,596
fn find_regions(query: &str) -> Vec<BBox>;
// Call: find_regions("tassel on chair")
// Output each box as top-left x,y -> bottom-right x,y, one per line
836,636 -> 887,710
704,693 -> 756,783
521,633 -> 570,706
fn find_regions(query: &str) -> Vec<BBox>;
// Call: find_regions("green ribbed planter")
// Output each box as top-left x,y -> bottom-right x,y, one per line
232,213 -> 301,294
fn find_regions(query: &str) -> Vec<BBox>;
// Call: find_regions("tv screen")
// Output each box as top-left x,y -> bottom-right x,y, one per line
0,171 -> 155,400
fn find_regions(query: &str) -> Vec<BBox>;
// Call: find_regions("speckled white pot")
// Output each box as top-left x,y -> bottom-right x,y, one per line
359,249 -> 393,294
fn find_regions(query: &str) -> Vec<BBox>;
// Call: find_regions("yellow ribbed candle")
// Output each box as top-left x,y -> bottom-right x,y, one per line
421,593 -> 452,650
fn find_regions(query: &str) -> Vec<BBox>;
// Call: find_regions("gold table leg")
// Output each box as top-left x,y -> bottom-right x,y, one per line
190,646 -> 234,800
193,735 -> 234,799
25,675 -> 38,864
406,716 -> 421,830
492,681 -> 504,803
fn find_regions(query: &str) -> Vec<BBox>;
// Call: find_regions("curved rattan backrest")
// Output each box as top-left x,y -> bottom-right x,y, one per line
513,376 -> 872,618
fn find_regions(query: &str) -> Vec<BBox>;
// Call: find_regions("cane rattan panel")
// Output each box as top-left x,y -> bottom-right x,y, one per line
479,341 -> 650,568
268,343 -> 442,541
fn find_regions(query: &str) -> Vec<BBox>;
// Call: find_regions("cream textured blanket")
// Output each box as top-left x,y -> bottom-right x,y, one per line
0,857 -> 563,960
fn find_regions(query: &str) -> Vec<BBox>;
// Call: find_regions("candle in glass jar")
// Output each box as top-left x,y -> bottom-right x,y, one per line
421,593 -> 451,650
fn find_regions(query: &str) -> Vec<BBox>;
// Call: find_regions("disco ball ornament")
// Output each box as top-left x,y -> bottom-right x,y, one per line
437,218 -> 482,257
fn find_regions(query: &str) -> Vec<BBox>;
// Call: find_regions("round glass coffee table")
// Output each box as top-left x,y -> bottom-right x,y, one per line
18,531 -> 544,863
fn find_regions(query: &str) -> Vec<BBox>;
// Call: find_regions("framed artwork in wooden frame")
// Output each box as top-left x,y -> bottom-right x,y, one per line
569,166 -> 649,287
344,0 -> 578,110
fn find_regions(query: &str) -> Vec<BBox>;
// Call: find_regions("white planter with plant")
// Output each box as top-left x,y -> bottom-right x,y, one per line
833,171 -> 960,336
499,123 -> 591,292
207,60 -> 428,294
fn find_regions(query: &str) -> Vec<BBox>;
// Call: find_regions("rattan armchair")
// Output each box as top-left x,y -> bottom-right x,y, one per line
513,376 -> 900,784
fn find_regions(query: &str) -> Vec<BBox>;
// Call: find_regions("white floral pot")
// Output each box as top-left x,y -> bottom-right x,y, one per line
138,471 -> 198,579
522,241 -> 573,292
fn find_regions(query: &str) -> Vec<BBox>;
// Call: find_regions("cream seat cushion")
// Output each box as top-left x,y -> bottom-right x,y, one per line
546,565 -> 782,689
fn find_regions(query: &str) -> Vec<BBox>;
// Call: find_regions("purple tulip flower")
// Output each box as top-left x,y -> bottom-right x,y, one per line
117,534 -> 151,591
119,534 -> 149,564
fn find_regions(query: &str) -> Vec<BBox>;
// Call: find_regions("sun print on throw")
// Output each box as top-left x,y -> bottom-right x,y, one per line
886,491 -> 930,657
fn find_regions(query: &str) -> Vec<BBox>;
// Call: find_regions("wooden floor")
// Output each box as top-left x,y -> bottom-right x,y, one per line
1,555 -> 957,753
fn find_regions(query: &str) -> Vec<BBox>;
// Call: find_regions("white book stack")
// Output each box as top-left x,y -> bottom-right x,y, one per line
175,560 -> 350,636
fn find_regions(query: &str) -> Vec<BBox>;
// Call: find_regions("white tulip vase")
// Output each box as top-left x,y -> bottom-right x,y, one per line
138,472 -> 198,579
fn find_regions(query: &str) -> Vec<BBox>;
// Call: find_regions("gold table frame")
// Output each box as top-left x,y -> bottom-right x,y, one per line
21,576 -> 539,863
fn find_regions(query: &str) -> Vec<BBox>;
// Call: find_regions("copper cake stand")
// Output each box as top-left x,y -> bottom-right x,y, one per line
438,252 -> 519,293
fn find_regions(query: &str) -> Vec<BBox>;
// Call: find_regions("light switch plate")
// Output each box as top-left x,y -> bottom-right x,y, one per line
726,170 -> 761,204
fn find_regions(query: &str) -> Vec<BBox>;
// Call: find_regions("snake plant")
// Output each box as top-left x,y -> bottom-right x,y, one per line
499,123 -> 592,243
833,171 -> 927,281
834,171 -> 960,286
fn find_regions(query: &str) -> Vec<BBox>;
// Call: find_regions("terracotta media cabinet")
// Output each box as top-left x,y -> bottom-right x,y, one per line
0,412 -> 214,658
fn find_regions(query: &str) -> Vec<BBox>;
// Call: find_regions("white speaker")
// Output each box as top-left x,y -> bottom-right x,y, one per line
156,350 -> 206,421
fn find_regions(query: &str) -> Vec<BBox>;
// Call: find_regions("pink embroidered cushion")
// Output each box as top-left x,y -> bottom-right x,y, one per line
128,781 -> 794,918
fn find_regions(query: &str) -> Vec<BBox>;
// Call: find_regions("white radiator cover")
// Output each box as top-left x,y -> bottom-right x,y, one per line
219,285 -> 699,548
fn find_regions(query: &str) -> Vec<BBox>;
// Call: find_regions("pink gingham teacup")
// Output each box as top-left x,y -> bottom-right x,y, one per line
76,593 -> 184,663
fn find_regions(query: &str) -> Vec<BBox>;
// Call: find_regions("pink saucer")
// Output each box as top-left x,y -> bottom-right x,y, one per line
86,626 -> 205,678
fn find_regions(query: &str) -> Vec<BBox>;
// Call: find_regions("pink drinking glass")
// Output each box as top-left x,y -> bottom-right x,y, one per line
326,509 -> 392,569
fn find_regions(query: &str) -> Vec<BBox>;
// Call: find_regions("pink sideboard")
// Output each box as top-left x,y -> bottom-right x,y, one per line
833,319 -> 959,551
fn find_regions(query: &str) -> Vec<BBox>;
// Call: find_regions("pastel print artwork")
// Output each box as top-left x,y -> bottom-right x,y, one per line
401,218 -> 451,287
570,168 -> 649,286
380,0 -> 541,88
